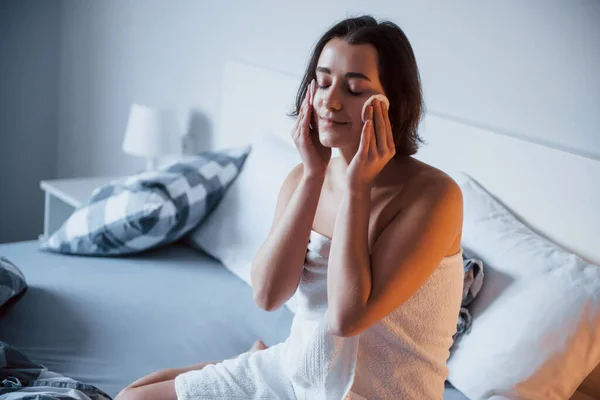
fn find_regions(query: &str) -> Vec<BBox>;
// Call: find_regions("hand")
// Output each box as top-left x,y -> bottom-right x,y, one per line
346,99 -> 396,192
291,79 -> 332,178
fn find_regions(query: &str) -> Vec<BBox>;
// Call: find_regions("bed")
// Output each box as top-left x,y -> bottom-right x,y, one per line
1,59 -> 599,400
0,241 -> 295,398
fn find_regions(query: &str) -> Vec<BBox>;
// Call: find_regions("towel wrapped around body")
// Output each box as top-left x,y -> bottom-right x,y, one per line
175,229 -> 465,399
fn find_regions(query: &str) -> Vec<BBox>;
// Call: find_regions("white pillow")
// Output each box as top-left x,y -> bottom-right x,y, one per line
448,173 -> 600,400
187,133 -> 301,290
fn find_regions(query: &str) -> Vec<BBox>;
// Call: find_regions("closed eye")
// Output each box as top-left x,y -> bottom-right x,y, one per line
317,84 -> 363,97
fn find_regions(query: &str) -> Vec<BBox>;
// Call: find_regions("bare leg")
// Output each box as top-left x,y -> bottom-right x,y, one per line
116,341 -> 267,399
116,380 -> 177,400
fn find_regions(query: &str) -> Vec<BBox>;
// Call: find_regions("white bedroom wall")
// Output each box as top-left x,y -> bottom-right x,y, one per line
56,0 -> 600,179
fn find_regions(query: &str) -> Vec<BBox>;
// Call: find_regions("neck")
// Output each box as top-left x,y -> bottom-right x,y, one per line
329,145 -> 359,189
331,146 -> 412,189
338,144 -> 359,171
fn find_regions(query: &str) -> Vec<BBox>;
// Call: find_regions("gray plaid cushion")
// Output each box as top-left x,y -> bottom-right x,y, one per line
0,257 -> 27,310
40,146 -> 250,256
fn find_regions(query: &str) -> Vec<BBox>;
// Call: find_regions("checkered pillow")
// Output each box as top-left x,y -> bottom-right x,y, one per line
0,257 -> 27,310
40,146 -> 250,256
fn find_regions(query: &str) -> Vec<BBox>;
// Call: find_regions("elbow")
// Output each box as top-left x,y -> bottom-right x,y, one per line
251,263 -> 295,312
327,313 -> 361,338
253,288 -> 283,312
251,265 -> 279,311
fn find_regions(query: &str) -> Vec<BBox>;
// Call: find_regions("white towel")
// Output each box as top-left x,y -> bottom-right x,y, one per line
175,230 -> 360,400
175,229 -> 464,399
282,311 -> 359,400
174,316 -> 359,400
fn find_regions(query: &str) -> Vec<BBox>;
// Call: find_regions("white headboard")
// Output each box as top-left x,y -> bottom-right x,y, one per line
217,59 -> 600,266
217,60 -> 298,150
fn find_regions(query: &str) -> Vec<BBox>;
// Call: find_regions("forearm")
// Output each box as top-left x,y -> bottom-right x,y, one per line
251,174 -> 325,310
327,187 -> 373,335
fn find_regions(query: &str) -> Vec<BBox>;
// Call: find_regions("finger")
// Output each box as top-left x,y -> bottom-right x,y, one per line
363,103 -> 375,160
292,102 -> 305,138
309,79 -> 316,106
357,119 -> 371,158
309,80 -> 318,132
302,97 -> 312,138
296,100 -> 310,139
360,105 -> 373,156
299,86 -> 309,127
383,103 -> 395,154
368,116 -> 378,160
366,105 -> 374,124
306,79 -> 315,131
373,100 -> 387,154
307,82 -> 314,123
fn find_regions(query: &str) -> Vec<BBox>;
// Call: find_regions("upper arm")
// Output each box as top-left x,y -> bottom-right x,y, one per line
344,176 -> 463,335
370,175 -> 463,310
267,163 -> 304,236
251,162 -> 304,305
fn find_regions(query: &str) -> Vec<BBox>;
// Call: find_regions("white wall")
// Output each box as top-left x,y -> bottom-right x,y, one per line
57,0 -> 600,179
0,0 -> 60,243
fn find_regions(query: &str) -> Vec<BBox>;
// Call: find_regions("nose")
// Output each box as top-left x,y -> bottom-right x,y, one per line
322,86 -> 342,112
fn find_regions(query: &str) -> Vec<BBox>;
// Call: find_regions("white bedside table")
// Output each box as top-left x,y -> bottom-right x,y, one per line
39,176 -> 121,240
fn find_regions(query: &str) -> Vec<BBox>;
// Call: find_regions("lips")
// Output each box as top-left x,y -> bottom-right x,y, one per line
320,116 -> 347,125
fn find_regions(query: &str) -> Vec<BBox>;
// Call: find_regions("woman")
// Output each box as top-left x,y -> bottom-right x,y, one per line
117,15 -> 464,400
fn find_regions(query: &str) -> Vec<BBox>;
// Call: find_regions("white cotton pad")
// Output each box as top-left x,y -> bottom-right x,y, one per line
361,94 -> 390,122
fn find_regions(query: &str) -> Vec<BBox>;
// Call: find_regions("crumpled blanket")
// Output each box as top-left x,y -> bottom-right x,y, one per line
454,254 -> 484,340
0,340 -> 111,400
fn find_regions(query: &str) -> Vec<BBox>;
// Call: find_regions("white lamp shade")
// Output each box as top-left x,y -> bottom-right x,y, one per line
122,104 -> 182,157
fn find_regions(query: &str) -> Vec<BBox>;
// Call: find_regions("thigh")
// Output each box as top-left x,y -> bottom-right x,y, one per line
175,345 -> 296,399
124,379 -> 177,400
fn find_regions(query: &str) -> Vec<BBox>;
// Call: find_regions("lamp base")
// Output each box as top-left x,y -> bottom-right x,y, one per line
146,157 -> 158,171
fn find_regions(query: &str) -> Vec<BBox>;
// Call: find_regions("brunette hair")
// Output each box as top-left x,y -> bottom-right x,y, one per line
291,15 -> 424,156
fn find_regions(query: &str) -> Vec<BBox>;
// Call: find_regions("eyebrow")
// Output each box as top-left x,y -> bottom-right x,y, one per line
316,66 -> 371,82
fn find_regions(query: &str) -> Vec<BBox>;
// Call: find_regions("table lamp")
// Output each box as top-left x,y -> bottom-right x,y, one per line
122,104 -> 182,171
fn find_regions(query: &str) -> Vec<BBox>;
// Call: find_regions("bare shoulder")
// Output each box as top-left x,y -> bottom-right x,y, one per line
394,158 -> 462,208
364,159 -> 464,258
269,163 -> 306,234
286,163 -> 306,184
419,165 -> 462,203
393,159 -> 463,254
278,163 -> 304,203
282,162 -> 335,191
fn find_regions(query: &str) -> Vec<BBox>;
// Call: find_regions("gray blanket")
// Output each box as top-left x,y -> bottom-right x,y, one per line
454,254 -> 485,340
0,341 -> 111,400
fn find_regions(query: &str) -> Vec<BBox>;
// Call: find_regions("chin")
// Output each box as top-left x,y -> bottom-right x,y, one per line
317,126 -> 356,148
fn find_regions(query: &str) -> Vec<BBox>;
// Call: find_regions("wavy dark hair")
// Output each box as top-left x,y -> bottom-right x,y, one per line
291,15 -> 424,156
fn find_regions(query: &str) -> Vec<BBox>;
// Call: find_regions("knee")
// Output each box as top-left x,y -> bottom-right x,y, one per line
114,387 -> 138,400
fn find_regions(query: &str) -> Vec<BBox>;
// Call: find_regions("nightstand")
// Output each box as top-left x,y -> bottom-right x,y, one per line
39,176 -> 121,240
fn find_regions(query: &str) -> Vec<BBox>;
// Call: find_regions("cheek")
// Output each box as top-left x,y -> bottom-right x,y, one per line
313,91 -> 322,110
351,98 -> 367,126
349,120 -> 364,140
310,103 -> 318,126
